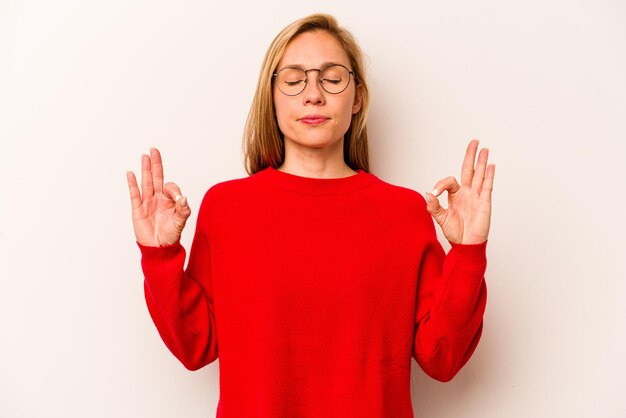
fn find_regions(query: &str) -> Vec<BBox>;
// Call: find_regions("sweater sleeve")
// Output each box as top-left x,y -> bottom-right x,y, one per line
137,193 -> 218,371
412,198 -> 488,382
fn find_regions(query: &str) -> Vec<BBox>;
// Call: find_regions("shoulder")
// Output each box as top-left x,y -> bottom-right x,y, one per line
368,173 -> 428,211
365,174 -> 435,236
198,171 -> 262,211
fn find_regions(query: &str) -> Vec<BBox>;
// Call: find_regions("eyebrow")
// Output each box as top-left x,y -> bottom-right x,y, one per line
280,61 -> 346,70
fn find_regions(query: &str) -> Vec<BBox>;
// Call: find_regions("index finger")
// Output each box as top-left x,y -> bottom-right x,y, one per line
461,139 -> 479,187
150,147 -> 164,193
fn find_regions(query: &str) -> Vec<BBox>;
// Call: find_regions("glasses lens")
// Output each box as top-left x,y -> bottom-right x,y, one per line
275,65 -> 351,95
320,65 -> 350,94
276,68 -> 306,96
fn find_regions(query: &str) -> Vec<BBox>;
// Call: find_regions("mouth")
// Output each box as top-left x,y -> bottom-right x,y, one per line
299,116 -> 329,125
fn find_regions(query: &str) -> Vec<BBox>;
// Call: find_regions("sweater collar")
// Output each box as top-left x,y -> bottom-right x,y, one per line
261,166 -> 376,195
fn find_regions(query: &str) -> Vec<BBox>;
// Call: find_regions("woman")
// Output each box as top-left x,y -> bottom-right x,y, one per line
126,13 -> 495,418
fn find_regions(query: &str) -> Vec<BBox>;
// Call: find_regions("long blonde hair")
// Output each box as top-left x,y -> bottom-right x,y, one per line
241,13 -> 371,175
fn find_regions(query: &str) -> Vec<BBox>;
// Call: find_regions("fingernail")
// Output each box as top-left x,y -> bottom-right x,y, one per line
175,194 -> 182,202
432,188 -> 439,196
425,193 -> 431,203
181,197 -> 187,207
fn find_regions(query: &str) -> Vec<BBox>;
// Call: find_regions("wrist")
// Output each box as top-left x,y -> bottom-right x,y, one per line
460,231 -> 488,245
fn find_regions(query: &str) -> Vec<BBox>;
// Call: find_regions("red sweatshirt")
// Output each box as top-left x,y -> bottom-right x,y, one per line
137,166 -> 488,418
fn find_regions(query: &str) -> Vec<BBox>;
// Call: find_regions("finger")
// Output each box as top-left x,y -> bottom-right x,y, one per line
479,164 -> 495,202
126,171 -> 142,210
425,192 -> 447,226
173,196 -> 192,229
141,154 -> 154,200
461,139 -> 479,188
471,148 -> 489,193
432,176 -> 461,198
151,147 -> 164,194
163,182 -> 183,202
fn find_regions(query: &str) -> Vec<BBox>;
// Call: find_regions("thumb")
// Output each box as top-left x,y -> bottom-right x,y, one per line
425,192 -> 446,226
172,195 -> 192,230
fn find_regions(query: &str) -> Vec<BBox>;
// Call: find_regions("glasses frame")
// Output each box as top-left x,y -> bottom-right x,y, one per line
272,63 -> 355,96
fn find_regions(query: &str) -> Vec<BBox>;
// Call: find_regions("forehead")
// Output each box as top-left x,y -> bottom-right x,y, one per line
278,31 -> 350,68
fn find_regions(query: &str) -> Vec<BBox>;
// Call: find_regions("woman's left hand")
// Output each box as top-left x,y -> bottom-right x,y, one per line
425,139 -> 495,245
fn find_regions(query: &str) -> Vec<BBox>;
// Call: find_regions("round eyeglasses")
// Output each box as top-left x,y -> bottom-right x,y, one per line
273,64 -> 354,96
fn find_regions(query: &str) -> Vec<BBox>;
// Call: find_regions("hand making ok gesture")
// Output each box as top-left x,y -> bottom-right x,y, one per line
126,148 -> 192,247
425,139 -> 495,245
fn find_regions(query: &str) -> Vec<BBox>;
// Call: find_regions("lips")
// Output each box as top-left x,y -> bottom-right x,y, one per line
300,115 -> 329,125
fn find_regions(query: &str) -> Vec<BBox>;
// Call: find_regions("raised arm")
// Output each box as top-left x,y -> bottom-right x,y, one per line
127,148 -> 218,370
412,139 -> 494,381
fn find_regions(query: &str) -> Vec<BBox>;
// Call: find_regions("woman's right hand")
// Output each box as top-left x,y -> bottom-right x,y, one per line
126,148 -> 191,247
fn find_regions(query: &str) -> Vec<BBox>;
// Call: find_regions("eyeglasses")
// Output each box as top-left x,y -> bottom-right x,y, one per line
273,63 -> 354,96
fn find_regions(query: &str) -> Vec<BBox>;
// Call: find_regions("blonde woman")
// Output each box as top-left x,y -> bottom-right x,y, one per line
127,13 -> 495,418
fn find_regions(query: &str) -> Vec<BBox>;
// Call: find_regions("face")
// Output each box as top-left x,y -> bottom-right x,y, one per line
273,31 -> 363,151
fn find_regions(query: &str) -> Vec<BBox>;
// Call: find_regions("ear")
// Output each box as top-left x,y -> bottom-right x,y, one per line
352,84 -> 363,114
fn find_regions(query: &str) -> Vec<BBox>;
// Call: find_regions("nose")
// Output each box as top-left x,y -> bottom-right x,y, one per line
302,70 -> 325,105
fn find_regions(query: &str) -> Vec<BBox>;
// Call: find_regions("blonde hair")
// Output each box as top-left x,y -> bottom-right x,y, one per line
241,13 -> 371,175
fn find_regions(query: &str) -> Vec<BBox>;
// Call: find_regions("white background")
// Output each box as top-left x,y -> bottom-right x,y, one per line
1,1 -> 625,417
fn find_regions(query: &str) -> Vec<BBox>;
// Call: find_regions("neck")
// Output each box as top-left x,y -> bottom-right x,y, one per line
278,137 -> 356,179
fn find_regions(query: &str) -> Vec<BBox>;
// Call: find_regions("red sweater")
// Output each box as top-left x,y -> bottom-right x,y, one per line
137,166 -> 488,418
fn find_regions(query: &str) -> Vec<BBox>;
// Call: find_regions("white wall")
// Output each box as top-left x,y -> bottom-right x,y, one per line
1,1 -> 624,417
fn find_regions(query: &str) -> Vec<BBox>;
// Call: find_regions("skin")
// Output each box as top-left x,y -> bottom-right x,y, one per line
126,148 -> 190,247
426,140 -> 495,245
272,30 -> 363,179
126,33 -> 495,247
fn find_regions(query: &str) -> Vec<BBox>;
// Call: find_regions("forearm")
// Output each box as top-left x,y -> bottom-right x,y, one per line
435,241 -> 488,334
139,241 -> 218,370
413,241 -> 488,381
